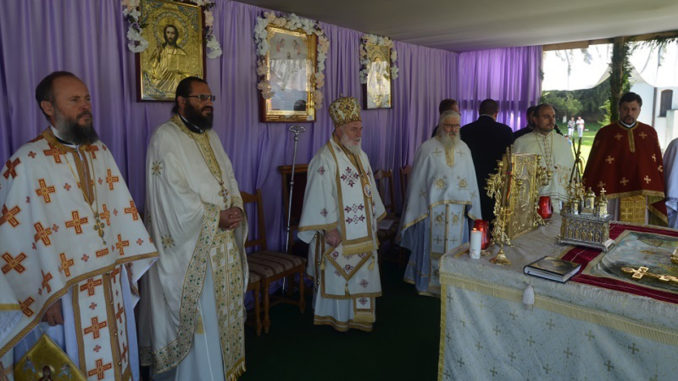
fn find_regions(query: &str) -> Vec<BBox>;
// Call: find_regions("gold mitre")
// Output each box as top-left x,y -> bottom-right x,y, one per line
329,96 -> 361,127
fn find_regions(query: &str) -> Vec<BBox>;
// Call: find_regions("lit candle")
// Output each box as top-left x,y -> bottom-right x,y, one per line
470,228 -> 482,259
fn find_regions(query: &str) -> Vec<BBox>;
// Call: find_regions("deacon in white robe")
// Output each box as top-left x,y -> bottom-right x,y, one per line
139,77 -> 248,381
512,104 -> 574,213
297,96 -> 386,332
664,137 -> 678,228
0,72 -> 156,381
400,111 -> 481,296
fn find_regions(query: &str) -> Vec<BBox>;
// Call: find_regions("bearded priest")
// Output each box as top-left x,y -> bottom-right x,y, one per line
297,96 -> 386,332
583,92 -> 667,225
513,103 -> 574,213
139,77 -> 248,380
0,71 -> 157,381
400,110 -> 481,296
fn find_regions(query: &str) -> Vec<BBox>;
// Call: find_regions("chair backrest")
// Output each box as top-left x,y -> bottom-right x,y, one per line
399,165 -> 412,205
240,189 -> 268,250
374,169 -> 395,215
278,164 -> 308,252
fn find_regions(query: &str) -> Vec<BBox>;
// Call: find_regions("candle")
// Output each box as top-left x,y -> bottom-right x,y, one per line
470,228 -> 482,259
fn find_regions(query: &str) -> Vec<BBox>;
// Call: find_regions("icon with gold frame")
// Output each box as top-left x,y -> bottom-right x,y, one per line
259,25 -> 317,122
137,0 -> 205,101
361,41 -> 392,109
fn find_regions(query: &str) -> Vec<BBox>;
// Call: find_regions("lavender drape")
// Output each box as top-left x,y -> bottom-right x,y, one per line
0,0 -> 538,252
457,46 -> 542,129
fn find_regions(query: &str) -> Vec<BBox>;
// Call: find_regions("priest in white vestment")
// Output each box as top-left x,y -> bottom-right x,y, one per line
400,110 -> 481,296
139,77 -> 248,380
0,72 -> 157,381
513,104 -> 574,213
664,137 -> 678,228
297,96 -> 386,332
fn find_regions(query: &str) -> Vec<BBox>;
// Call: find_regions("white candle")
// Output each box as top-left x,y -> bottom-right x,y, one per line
470,229 -> 482,259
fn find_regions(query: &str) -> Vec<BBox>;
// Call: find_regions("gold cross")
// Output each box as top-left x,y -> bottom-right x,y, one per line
644,176 -> 651,184
605,155 -> 615,164
620,177 -> 629,186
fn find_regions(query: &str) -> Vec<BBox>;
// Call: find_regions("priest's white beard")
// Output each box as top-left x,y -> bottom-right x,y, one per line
437,132 -> 459,152
340,133 -> 362,156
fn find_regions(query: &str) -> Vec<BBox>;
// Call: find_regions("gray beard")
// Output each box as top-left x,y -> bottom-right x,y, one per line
340,135 -> 362,155
438,133 -> 459,152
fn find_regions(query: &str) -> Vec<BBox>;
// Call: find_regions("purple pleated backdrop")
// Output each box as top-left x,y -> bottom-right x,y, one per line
0,0 -> 541,251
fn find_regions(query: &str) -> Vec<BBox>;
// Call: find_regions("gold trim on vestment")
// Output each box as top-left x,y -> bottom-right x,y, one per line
313,315 -> 374,332
227,357 -> 246,381
625,124 -> 637,153
72,288 -> 86,375
439,272 -> 678,346
322,244 -> 372,281
606,190 -> 666,199
103,274 -> 123,381
437,283 -> 449,381
144,204 -> 219,373
400,200 -> 473,232
297,222 -> 337,232
327,140 -> 377,255
0,251 -> 157,358
0,304 -> 20,310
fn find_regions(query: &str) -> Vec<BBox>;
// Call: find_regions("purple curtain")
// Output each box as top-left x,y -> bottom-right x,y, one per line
0,0 -> 458,251
0,0 -> 538,251
457,46 -> 542,130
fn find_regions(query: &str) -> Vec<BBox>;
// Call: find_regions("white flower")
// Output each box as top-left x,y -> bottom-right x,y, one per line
314,90 -> 324,108
391,49 -> 398,61
127,27 -> 142,41
256,64 -> 267,76
391,67 -> 399,79
128,37 -> 148,53
205,11 -> 214,27
128,8 -> 140,20
206,35 -> 222,58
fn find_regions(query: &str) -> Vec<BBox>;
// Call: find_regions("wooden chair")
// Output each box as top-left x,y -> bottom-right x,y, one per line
399,165 -> 412,209
374,169 -> 396,215
241,189 -> 306,334
246,270 -> 262,336
374,169 -> 403,266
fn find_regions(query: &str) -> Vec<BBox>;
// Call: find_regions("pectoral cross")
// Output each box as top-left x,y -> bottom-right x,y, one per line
218,181 -> 229,204
93,212 -> 106,245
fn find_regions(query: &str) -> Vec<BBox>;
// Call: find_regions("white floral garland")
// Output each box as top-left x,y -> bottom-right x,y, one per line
254,12 -> 329,108
359,34 -> 398,84
122,0 -> 222,59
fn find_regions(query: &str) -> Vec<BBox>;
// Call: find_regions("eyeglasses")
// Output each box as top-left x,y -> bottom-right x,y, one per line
185,94 -> 216,102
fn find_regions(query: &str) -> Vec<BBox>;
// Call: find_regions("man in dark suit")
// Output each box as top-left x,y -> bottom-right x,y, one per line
431,98 -> 459,137
460,99 -> 514,224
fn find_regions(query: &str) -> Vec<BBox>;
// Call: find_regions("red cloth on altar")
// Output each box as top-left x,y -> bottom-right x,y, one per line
582,121 -> 667,221
562,223 -> 678,304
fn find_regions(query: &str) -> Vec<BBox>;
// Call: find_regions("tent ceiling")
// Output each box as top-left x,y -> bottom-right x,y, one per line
235,0 -> 678,51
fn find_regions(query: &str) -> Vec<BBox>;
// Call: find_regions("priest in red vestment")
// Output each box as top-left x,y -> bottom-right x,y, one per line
583,92 -> 667,225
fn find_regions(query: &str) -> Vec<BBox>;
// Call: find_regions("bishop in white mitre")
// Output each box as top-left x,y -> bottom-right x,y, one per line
297,96 -> 386,332
512,104 -> 574,213
0,72 -> 156,381
400,110 -> 481,296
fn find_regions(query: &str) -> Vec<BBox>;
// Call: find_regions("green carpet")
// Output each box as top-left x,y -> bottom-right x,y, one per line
241,262 -> 441,381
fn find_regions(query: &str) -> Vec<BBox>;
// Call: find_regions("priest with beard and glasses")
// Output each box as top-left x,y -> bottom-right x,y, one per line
139,77 -> 248,380
0,71 -> 157,380
399,110 -> 481,296
297,96 -> 386,332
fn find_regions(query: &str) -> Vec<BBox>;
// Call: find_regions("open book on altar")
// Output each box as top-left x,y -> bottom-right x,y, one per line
523,256 -> 581,283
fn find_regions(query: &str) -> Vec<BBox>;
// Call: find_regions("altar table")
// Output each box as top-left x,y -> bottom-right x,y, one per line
438,217 -> 678,380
